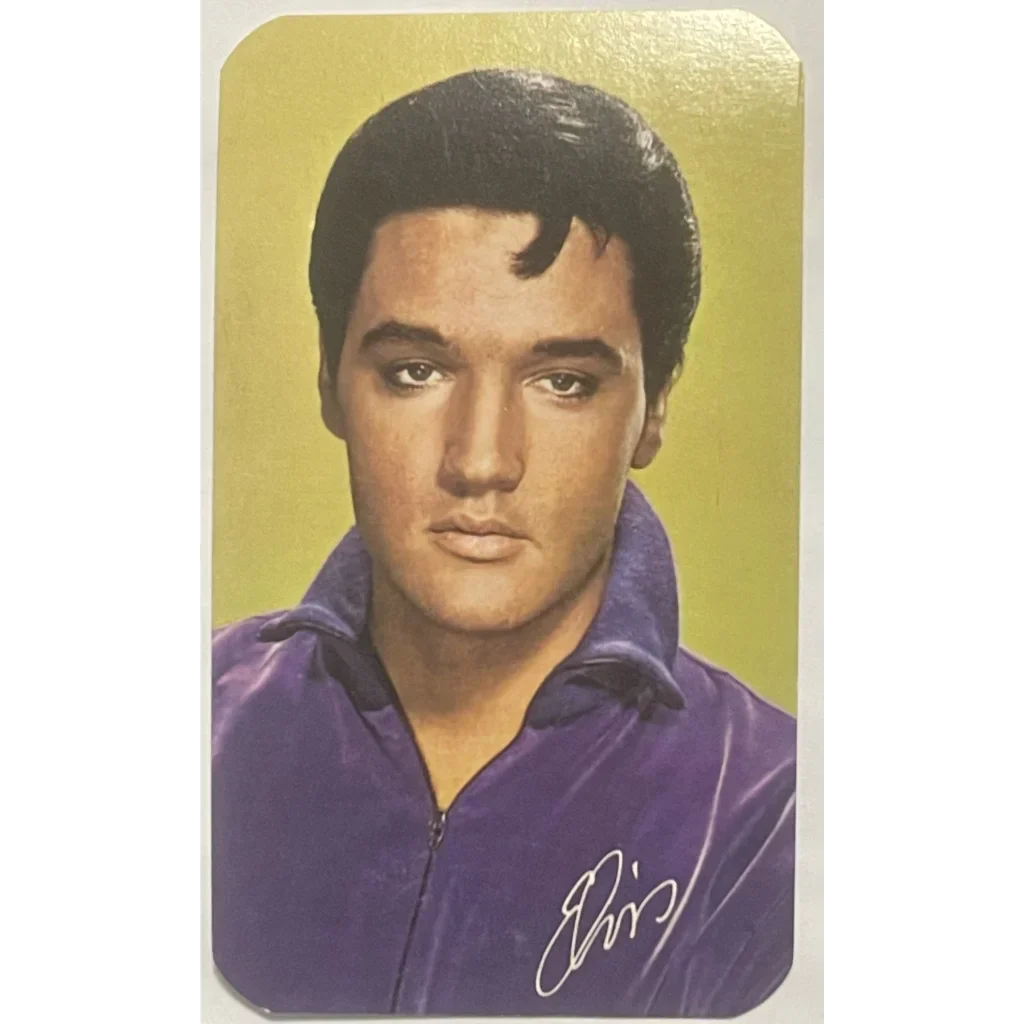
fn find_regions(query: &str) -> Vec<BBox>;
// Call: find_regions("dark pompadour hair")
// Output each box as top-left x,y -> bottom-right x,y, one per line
309,68 -> 701,401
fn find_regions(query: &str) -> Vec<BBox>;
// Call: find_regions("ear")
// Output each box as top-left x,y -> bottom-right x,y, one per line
631,382 -> 671,470
318,331 -> 347,442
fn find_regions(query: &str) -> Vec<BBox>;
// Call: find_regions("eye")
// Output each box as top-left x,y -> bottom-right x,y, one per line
535,372 -> 597,399
384,361 -> 445,390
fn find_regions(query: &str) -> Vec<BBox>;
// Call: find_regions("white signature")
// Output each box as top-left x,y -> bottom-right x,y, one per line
534,849 -> 679,997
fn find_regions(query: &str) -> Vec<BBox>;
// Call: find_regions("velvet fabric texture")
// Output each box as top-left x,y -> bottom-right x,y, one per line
212,482 -> 796,1016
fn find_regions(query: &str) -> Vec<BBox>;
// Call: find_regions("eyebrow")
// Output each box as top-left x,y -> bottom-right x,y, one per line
360,320 -> 450,351
530,337 -> 623,372
359,320 -> 623,372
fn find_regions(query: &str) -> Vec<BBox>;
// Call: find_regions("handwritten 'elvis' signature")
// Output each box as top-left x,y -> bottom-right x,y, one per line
534,849 -> 680,997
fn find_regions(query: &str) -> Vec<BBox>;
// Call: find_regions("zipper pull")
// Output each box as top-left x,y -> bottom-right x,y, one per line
428,809 -> 447,850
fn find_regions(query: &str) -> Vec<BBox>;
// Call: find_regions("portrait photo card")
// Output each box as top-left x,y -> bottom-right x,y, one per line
202,4 -> 821,1020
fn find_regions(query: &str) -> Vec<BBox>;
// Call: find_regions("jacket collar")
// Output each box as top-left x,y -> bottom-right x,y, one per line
258,481 -> 684,714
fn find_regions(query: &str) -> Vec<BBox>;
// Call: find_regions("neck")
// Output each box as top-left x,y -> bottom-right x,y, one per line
369,558 -> 610,728
368,557 -> 612,809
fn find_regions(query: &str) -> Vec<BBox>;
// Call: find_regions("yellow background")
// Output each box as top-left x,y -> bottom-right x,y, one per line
213,11 -> 802,714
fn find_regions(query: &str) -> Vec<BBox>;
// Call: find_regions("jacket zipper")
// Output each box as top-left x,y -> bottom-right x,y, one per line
314,629 -> 628,1011
383,659 -> 611,1012
389,806 -> 447,1012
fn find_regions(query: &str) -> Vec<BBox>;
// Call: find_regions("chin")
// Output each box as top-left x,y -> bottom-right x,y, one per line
418,594 -> 536,635
403,572 -> 547,635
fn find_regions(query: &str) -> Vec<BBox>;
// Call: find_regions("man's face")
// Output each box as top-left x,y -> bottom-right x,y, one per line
325,207 -> 666,634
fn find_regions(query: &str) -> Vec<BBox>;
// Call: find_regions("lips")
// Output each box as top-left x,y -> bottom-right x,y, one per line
429,514 -> 528,562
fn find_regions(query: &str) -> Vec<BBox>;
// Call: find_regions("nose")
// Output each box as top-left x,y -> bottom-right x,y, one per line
439,375 -> 525,497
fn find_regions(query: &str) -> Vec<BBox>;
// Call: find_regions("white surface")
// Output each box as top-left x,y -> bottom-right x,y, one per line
3,4 -> 198,1024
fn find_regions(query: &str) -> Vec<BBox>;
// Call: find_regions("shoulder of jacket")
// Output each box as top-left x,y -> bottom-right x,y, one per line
673,646 -> 795,732
212,611 -> 286,682
667,646 -> 797,810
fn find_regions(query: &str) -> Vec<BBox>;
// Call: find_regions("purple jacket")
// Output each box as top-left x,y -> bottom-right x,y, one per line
212,483 -> 796,1017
